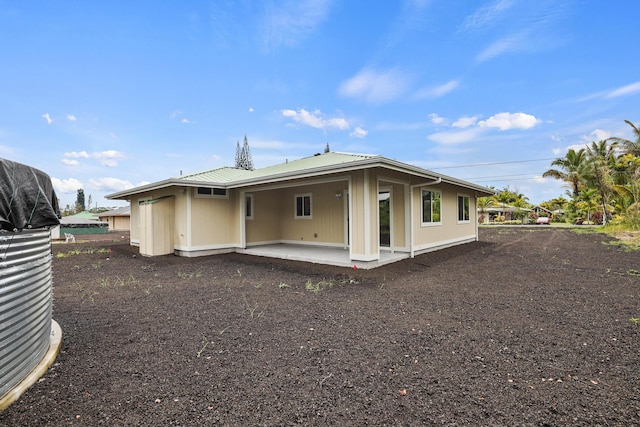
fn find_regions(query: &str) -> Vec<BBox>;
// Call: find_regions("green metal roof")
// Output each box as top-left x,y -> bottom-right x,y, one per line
106,151 -> 494,199
177,152 -> 376,184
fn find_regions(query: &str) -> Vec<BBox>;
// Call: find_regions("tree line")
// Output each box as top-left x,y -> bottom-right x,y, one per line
477,120 -> 640,228
542,119 -> 640,227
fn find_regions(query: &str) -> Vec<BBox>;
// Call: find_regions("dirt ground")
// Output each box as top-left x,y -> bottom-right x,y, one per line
2,227 -> 639,426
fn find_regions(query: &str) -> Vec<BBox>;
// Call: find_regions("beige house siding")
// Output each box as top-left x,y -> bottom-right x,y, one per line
173,190 -> 188,250
245,190 -> 282,244
411,183 -> 477,254
190,189 -> 239,248
349,170 -> 367,259
139,197 -> 175,256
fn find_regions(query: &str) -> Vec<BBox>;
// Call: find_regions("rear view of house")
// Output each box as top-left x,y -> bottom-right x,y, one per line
107,152 -> 494,269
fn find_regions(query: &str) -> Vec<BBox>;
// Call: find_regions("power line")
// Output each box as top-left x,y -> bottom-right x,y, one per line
464,173 -> 541,180
431,157 -> 556,170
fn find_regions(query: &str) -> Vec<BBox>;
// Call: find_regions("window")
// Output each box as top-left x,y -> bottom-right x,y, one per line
245,194 -> 253,219
458,195 -> 470,222
195,187 -> 227,198
421,189 -> 441,224
295,193 -> 312,218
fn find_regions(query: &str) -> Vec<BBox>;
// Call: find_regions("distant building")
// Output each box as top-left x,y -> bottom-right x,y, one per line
98,206 -> 131,231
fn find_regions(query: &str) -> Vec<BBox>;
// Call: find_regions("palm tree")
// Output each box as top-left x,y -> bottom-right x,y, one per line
476,196 -> 496,224
613,154 -> 640,228
585,140 -> 617,224
576,188 -> 600,224
543,148 -> 588,198
609,120 -> 640,157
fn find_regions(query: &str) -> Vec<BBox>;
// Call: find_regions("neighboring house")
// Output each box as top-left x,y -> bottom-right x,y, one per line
58,212 -> 108,235
98,206 -> 131,231
107,152 -> 494,268
480,205 -> 532,222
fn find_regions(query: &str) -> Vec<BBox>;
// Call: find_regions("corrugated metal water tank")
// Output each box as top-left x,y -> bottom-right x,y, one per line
0,229 -> 53,398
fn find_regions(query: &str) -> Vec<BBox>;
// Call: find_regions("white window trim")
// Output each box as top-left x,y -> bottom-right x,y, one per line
457,193 -> 471,223
194,187 -> 229,199
420,188 -> 442,227
294,193 -> 312,219
245,194 -> 254,220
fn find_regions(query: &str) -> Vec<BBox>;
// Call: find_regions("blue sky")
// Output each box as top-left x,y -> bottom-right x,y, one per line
1,1 -> 639,209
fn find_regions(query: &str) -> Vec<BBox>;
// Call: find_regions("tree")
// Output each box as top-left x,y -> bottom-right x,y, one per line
609,120 -> 640,157
87,194 -> 93,212
613,154 -> 640,228
476,196 -> 496,224
324,143 -> 330,153
576,188 -> 599,224
75,189 -> 85,212
584,140 -> 616,224
235,135 -> 254,170
543,148 -> 588,198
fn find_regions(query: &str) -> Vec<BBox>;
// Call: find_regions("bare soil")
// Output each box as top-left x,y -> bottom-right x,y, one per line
2,227 -> 640,426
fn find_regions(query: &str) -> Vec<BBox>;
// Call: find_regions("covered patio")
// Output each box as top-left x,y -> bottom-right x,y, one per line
237,244 -> 410,269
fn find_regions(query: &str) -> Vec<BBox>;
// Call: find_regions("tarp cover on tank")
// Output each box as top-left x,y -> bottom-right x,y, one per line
0,158 -> 60,231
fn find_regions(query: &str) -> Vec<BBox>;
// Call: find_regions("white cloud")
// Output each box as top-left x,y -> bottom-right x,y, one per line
452,116 -> 479,128
350,127 -> 368,139
281,108 -> 349,131
248,107 -> 254,112
181,118 -> 191,124
51,177 -> 83,194
61,159 -> 79,166
42,113 -> 53,125
67,115 -> 77,121
478,112 -> 540,130
415,80 -> 460,99
87,177 -> 136,192
93,150 -> 126,167
566,143 -> 588,152
427,127 -> 484,145
428,113 -> 447,125
62,150 -> 126,167
64,151 -> 90,158
427,111 -> 540,145
262,0 -> 331,49
552,148 -> 562,155
605,81 -> 640,98
338,68 -> 410,104
586,129 -> 612,142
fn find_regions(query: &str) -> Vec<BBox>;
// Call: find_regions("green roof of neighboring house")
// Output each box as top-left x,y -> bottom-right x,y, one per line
106,151 -> 494,199
65,211 -> 100,220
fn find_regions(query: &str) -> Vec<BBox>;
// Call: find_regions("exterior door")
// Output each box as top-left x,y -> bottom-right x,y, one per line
379,190 -> 391,247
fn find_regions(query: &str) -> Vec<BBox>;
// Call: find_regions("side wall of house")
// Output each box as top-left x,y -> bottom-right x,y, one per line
190,189 -> 240,249
411,182 -> 477,253
112,216 -> 130,231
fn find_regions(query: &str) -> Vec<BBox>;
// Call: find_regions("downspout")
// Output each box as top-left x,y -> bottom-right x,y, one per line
409,177 -> 441,258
